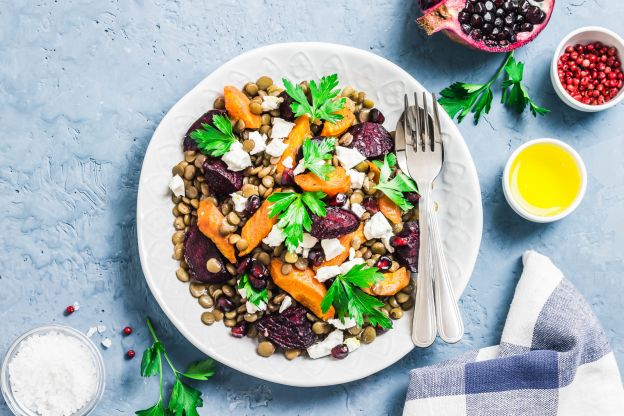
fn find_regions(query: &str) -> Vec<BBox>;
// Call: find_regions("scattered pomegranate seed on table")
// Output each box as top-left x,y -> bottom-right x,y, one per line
65,305 -> 75,315
557,42 -> 623,105
122,326 -> 133,336
126,350 -> 136,359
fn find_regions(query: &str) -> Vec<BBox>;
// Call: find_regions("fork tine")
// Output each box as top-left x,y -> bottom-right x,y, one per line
431,93 -> 441,152
403,94 -> 413,146
412,92 -> 421,152
422,92 -> 430,151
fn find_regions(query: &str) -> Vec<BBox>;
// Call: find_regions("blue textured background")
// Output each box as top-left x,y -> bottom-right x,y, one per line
1,1 -> 622,415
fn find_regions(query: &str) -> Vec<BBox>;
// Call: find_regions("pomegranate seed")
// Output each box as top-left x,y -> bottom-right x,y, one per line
65,305 -> 75,315
391,236 -> 408,247
127,350 -> 136,359
230,322 -> 248,338
123,326 -> 133,336
375,256 -> 392,271
216,296 -> 234,312
330,344 -> 349,359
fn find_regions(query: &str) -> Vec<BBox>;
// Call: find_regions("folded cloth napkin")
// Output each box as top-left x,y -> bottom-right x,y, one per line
403,251 -> 624,416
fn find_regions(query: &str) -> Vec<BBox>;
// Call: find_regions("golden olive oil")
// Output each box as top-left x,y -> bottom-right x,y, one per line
509,142 -> 582,217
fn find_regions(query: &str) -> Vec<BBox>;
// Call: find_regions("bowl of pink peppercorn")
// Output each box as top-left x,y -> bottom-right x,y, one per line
551,26 -> 624,112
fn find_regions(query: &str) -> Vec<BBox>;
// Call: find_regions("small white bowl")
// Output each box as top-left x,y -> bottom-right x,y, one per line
502,138 -> 587,223
1,325 -> 106,416
551,26 -> 624,112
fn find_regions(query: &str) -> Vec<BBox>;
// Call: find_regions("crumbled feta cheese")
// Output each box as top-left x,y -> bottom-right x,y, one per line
296,233 -> 318,256
315,265 -> 342,282
328,317 -> 357,330
307,329 -> 344,359
282,156 -> 294,169
261,95 -> 283,111
382,236 -> 395,253
339,258 -> 366,275
344,337 -> 361,352
73,301 -> 80,311
248,131 -> 267,155
335,146 -> 366,170
364,212 -> 394,240
230,192 -> 248,213
347,169 -> 366,189
168,174 -> 185,197
321,238 -> 345,261
349,247 -> 356,260
246,301 -> 267,314
265,139 -> 289,157
97,325 -> 106,334
101,338 -> 112,349
279,295 -> 292,313
262,224 -> 286,247
271,118 -> 295,139
351,203 -> 366,218
238,287 -> 247,299
221,141 -> 252,171
86,327 -> 97,338
292,160 -> 306,175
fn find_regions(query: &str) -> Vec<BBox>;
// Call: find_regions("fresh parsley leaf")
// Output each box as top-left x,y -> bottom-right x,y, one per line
321,264 -> 392,329
439,52 -> 548,124
268,191 -> 326,252
181,359 -> 215,381
140,342 -> 163,377
373,154 -> 418,211
189,114 -> 237,157
302,137 -> 336,180
168,379 -> 203,416
282,74 -> 346,124
135,400 -> 166,416
237,274 -> 268,308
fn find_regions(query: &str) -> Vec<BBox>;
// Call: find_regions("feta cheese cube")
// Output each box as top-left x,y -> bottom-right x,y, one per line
271,118 -> 295,139
315,265 -> 342,283
246,301 -> 267,314
279,295 -> 292,313
296,233 -> 318,255
230,192 -> 248,213
344,337 -> 361,352
221,141 -> 252,171
292,160 -> 306,175
350,203 -> 366,218
248,131 -> 267,155
348,247 -> 356,260
282,156 -> 294,169
321,238 -> 345,261
261,95 -> 283,111
262,224 -> 286,247
339,258 -> 366,275
364,212 -> 394,240
347,169 -> 366,189
335,146 -> 366,170
265,139 -> 289,157
307,329 -> 344,359
328,317 -> 357,330
169,174 -> 185,197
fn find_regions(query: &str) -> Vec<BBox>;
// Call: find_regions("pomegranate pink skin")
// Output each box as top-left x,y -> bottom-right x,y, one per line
417,0 -> 555,53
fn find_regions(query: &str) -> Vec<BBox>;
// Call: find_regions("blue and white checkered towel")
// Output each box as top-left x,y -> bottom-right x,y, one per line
404,251 -> 624,415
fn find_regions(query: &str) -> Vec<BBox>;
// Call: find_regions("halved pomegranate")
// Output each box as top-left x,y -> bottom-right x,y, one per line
417,0 -> 555,53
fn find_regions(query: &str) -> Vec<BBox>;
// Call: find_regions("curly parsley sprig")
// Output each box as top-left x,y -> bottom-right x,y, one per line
321,264 -> 393,329
302,137 -> 336,180
268,191 -> 327,253
136,318 -> 215,416
189,114 -> 237,156
438,52 -> 549,124
282,74 -> 346,124
373,153 -> 419,211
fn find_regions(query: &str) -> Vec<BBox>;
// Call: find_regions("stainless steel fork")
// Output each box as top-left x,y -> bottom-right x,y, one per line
400,92 -> 464,346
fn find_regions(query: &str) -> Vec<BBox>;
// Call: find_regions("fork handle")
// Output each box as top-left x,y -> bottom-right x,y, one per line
427,202 -> 464,344
411,184 -> 436,348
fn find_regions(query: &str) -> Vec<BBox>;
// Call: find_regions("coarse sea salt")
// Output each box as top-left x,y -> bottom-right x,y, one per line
8,331 -> 98,416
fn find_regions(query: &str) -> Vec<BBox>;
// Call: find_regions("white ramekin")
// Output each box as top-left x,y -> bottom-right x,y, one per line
551,26 -> 624,112
502,138 -> 587,223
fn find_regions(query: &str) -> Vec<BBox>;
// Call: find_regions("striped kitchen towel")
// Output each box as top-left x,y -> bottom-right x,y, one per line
403,250 -> 624,416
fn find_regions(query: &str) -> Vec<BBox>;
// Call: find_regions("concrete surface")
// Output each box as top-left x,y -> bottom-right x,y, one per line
1,1 -> 622,415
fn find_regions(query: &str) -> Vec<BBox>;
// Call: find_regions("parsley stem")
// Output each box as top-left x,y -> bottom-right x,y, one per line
486,51 -> 514,89
146,318 -> 179,375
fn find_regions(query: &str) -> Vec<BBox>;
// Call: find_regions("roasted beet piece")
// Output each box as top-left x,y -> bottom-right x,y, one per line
310,207 -> 360,239
278,91 -> 295,121
347,122 -> 393,158
391,221 -> 420,272
405,192 -> 421,205
183,225 -> 229,284
256,306 -> 317,349
183,109 -> 227,152
202,157 -> 243,197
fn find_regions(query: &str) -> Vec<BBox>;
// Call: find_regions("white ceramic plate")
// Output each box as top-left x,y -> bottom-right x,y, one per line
137,42 -> 482,387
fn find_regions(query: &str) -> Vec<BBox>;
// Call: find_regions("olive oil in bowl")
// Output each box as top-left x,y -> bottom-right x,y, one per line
503,139 -> 587,222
